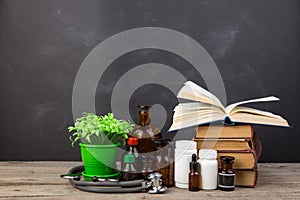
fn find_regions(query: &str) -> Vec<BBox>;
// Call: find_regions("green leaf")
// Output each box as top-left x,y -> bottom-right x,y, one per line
66,112 -> 133,145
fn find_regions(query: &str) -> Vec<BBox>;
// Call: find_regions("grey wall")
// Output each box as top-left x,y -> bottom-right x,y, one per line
0,0 -> 299,161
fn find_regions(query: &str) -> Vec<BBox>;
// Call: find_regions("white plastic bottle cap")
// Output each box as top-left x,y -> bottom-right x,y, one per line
175,140 -> 196,150
199,149 -> 217,159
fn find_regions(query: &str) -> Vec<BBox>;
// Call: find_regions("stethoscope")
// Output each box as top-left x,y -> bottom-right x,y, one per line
61,165 -> 167,194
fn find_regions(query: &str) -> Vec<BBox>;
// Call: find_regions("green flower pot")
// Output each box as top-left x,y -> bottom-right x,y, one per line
79,143 -> 120,179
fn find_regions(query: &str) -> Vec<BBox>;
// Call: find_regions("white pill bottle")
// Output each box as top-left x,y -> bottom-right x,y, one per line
198,149 -> 218,190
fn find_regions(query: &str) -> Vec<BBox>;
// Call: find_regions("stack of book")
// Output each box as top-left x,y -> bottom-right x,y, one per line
169,81 -> 290,187
193,125 -> 262,187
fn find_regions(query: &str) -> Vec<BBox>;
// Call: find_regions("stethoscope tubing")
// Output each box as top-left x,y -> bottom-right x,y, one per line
67,165 -> 144,193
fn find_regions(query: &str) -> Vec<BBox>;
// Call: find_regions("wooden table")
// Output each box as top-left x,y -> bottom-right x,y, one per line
0,162 -> 299,200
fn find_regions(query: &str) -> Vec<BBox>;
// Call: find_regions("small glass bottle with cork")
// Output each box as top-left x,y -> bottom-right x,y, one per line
218,156 -> 236,191
129,105 -> 162,178
130,105 -> 162,153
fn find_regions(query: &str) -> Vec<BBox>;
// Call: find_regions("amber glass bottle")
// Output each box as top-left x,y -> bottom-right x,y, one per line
189,154 -> 201,191
130,105 -> 162,153
129,105 -> 162,179
218,156 -> 235,191
153,139 -> 175,187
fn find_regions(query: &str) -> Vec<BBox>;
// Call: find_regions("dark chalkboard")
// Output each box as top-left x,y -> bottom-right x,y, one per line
0,0 -> 299,161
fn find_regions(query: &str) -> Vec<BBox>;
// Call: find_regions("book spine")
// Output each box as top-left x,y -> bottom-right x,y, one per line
254,138 -> 262,161
255,170 -> 258,187
249,132 -> 258,149
250,125 -> 254,138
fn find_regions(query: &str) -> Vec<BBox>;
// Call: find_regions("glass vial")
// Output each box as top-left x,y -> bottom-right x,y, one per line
218,156 -> 235,191
189,154 -> 201,191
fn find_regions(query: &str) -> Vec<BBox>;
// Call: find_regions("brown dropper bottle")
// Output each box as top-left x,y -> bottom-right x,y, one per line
189,154 -> 201,191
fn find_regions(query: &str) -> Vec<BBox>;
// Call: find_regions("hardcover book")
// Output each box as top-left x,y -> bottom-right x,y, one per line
235,169 -> 258,187
195,124 -> 253,139
169,81 -> 289,131
193,131 -> 259,150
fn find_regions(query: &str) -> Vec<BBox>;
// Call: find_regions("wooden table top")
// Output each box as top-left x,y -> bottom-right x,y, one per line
0,162 -> 299,200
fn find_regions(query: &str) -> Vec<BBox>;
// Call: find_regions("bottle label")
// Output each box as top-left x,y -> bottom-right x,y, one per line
218,173 -> 235,188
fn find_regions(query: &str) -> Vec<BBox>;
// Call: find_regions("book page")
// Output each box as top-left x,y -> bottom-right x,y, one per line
173,110 -> 225,122
230,112 -> 289,127
225,96 -> 279,114
169,112 -> 224,131
174,102 -> 224,112
173,109 -> 223,116
230,106 -> 283,118
177,81 -> 225,111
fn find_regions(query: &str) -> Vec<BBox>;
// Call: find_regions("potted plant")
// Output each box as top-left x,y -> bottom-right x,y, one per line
68,112 -> 134,179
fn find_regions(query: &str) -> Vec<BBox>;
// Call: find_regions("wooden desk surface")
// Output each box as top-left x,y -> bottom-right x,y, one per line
0,162 -> 299,200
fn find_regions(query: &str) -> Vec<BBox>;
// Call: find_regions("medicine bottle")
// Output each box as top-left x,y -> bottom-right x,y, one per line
189,154 -> 201,191
122,137 -> 142,177
122,154 -> 137,181
198,149 -> 218,190
130,105 -> 162,179
174,140 -> 197,188
153,139 -> 174,187
218,156 -> 235,191
130,105 -> 162,153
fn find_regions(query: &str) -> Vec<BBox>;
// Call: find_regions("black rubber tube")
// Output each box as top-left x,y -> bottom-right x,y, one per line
75,185 -> 143,193
67,165 -> 144,193
74,179 -> 143,187
68,165 -> 85,174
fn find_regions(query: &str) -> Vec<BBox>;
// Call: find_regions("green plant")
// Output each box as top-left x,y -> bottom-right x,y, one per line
68,112 -> 134,146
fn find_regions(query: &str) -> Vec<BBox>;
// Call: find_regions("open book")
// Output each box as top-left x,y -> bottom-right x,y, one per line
169,81 -> 289,131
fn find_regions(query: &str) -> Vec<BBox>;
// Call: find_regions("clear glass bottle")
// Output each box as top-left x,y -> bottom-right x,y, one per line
122,154 -> 137,181
189,154 -> 201,191
153,139 -> 175,187
218,156 -> 235,191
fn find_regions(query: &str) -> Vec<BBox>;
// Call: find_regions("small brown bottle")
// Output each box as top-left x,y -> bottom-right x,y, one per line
189,154 -> 201,191
130,105 -> 162,153
218,156 -> 235,191
153,139 -> 175,187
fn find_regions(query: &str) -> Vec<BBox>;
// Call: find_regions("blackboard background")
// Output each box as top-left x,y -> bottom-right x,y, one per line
0,0 -> 299,161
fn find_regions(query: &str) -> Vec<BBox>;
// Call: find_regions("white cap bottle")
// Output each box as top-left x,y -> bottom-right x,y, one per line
198,149 -> 218,190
